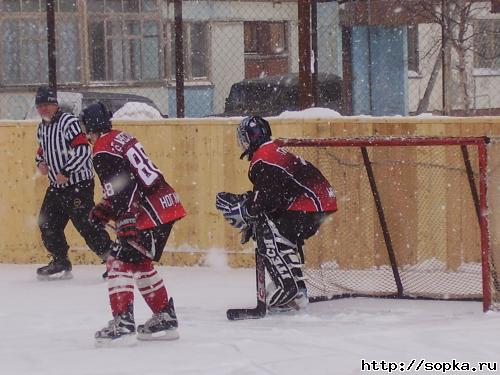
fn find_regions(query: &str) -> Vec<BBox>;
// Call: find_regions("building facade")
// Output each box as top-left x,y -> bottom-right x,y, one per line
0,0 -> 341,119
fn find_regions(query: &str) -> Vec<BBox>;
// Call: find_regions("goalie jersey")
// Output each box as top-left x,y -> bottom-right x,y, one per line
92,130 -> 186,230
248,140 -> 337,215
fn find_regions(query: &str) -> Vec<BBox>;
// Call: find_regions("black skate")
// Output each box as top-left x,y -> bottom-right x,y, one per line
36,258 -> 73,281
137,298 -> 179,341
268,288 -> 309,314
95,311 -> 136,347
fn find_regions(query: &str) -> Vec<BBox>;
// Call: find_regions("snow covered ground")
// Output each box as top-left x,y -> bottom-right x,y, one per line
1,264 -> 499,375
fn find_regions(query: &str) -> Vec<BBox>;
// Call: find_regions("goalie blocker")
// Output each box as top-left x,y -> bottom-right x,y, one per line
217,116 -> 337,318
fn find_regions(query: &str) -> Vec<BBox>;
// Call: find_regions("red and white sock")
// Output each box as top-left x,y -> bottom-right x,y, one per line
134,259 -> 168,313
107,257 -> 135,316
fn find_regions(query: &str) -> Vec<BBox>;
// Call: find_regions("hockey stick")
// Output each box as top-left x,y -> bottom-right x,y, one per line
226,251 -> 267,320
105,223 -> 150,258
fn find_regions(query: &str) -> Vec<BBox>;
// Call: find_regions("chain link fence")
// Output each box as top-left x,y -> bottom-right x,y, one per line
0,0 -> 498,120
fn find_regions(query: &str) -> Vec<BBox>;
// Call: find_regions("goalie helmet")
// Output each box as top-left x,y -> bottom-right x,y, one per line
79,102 -> 112,134
237,116 -> 272,160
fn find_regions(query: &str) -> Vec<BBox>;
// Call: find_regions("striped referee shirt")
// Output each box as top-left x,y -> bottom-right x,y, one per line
35,110 -> 93,188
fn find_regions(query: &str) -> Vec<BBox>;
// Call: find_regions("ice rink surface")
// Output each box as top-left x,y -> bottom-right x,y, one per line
1,264 -> 499,375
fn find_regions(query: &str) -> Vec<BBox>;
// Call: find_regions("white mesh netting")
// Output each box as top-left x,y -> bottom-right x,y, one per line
282,137 -> 499,310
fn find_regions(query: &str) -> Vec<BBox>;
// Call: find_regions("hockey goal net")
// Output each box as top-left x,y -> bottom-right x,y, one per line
278,136 -> 500,311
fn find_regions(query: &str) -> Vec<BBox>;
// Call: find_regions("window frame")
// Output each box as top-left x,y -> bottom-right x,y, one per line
0,0 -> 211,88
87,1 -> 163,84
0,0 -> 78,13
407,24 -> 420,75
473,18 -> 500,74
0,7 -> 80,86
165,21 -> 210,83
243,21 -> 288,59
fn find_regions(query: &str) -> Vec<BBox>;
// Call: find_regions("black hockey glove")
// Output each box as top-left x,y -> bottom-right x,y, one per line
216,192 -> 255,229
116,212 -> 139,242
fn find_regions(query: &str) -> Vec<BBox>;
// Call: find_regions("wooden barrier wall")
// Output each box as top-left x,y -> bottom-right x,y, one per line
1,117 -> 500,268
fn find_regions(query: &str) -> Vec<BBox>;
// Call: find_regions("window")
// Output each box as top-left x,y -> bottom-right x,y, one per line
0,1 -> 79,85
243,21 -> 289,79
57,17 -> 80,83
407,24 -> 419,73
168,22 -> 209,80
87,0 -> 158,13
0,0 -> 77,12
1,18 -> 48,84
244,21 -> 287,56
474,19 -> 500,71
87,0 -> 161,82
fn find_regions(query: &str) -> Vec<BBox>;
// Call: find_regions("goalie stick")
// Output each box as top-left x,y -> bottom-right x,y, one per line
226,251 -> 267,320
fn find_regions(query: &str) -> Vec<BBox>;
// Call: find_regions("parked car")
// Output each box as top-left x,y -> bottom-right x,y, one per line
222,72 -> 343,117
25,91 -> 167,119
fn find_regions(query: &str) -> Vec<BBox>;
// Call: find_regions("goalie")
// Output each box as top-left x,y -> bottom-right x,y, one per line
216,116 -> 337,312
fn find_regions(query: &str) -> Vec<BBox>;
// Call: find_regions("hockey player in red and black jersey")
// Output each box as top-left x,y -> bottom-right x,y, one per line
79,102 -> 186,346
216,116 -> 337,313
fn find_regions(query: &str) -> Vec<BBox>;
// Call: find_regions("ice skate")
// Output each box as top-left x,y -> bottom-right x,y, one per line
268,288 -> 309,314
36,258 -> 73,281
95,311 -> 136,347
137,298 -> 179,341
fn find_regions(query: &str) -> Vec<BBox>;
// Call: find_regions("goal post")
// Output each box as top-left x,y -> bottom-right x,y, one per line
276,136 -> 499,311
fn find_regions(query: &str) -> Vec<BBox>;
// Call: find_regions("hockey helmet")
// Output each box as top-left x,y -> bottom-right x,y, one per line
237,116 -> 272,160
79,102 -> 112,134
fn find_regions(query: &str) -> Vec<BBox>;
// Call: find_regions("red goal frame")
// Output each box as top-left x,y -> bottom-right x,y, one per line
277,136 -> 492,311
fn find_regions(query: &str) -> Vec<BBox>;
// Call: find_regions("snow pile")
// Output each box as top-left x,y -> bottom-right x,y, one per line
112,102 -> 163,120
275,107 -> 342,119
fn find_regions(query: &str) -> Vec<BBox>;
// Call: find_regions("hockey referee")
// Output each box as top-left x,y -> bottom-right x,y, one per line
34,85 -> 112,280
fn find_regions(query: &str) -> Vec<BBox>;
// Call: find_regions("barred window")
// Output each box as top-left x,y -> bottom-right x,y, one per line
474,19 -> 500,71
0,1 -> 79,85
87,0 -> 161,82
168,22 -> 209,80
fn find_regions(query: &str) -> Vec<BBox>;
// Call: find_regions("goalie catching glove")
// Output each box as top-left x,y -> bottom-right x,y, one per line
215,192 -> 255,230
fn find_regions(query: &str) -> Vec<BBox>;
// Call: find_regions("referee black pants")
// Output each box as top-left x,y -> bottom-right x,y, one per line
38,179 -> 112,261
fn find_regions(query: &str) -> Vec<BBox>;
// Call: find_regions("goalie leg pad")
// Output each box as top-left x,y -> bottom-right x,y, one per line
255,215 -> 305,307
